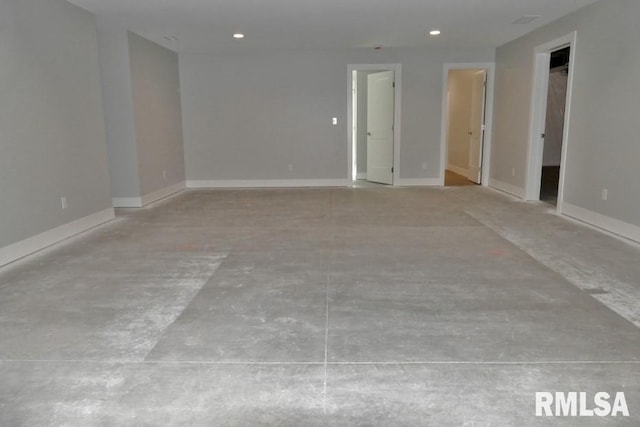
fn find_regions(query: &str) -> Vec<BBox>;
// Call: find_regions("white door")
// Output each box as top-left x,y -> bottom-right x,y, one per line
467,70 -> 487,184
367,71 -> 395,185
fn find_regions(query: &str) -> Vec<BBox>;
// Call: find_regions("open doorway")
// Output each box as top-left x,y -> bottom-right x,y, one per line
444,69 -> 487,187
440,63 -> 495,188
540,47 -> 570,205
525,32 -> 576,211
348,64 -> 401,187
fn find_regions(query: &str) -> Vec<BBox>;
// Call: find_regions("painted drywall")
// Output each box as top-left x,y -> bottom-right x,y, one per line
542,70 -> 568,167
97,27 -> 185,204
492,0 -> 640,227
128,32 -> 186,196
180,47 -> 494,182
446,70 -> 477,173
97,20 -> 141,199
0,0 -> 112,248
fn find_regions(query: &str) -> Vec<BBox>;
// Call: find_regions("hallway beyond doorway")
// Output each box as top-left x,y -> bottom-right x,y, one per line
445,169 -> 476,187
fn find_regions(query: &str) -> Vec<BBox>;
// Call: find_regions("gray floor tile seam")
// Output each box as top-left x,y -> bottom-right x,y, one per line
128,224 -> 490,230
202,249 -> 333,256
323,288 -> 330,415
323,281 -> 330,395
3,360 -> 640,366
323,204 -> 334,415
464,209 -> 640,330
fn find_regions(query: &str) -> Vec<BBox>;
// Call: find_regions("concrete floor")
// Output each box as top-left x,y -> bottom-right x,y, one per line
0,187 -> 639,425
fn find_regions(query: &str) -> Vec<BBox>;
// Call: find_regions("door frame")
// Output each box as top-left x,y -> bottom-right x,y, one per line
348,64 -> 402,186
440,62 -> 495,186
525,32 -> 577,213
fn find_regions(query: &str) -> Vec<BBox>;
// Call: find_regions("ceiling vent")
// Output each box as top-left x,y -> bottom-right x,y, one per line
512,15 -> 540,25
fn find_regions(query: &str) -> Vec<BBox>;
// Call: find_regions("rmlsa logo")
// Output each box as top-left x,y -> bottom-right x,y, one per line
535,392 -> 629,417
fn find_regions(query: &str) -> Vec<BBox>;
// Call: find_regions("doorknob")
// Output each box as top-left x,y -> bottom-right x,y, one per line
467,131 -> 473,136
367,132 -> 372,136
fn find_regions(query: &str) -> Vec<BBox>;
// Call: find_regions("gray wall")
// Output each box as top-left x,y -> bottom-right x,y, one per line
491,0 -> 640,226
0,0 -> 112,248
128,32 -> 186,196
97,27 -> 185,201
180,48 -> 494,182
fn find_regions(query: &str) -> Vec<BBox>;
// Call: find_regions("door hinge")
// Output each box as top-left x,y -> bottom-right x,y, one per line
391,167 -> 394,173
541,133 -> 546,139
392,82 -> 396,88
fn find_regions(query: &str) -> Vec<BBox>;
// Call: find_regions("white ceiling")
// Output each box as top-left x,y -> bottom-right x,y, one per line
68,0 -> 599,53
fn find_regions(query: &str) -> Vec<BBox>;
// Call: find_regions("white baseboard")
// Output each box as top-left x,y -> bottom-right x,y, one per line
187,179 -> 350,189
447,164 -> 469,177
0,208 -> 115,268
356,173 -> 367,180
113,182 -> 185,208
112,197 -> 142,208
562,203 -> 640,244
489,178 -> 525,199
395,178 -> 442,187
140,181 -> 185,206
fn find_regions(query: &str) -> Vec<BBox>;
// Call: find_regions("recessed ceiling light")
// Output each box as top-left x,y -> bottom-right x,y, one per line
233,33 -> 245,39
429,29 -> 441,36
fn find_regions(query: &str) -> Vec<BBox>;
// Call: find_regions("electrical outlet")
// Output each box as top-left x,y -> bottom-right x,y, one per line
422,162 -> 428,170
332,117 -> 338,125
288,164 -> 294,172
162,170 -> 167,180
512,168 -> 516,177
602,188 -> 608,201
61,197 -> 68,210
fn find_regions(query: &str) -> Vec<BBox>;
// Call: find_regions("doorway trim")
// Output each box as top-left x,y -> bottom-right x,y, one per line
525,32 -> 577,213
348,64 -> 402,186
440,62 -> 495,187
